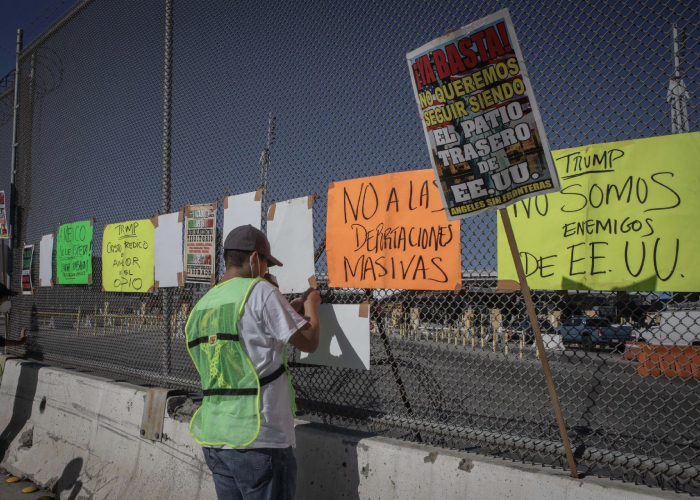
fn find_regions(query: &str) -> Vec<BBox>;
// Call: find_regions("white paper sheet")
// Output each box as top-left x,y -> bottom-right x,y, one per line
223,191 -> 262,240
299,304 -> 370,370
154,212 -> 184,288
39,233 -> 54,287
267,196 -> 315,294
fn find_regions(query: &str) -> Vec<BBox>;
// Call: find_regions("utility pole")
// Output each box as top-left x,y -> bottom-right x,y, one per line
667,24 -> 690,134
9,29 -> 23,256
160,0 -> 174,383
259,112 -> 276,230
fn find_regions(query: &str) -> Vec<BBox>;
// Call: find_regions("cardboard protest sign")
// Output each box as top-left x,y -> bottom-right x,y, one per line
102,219 -> 155,293
56,220 -> 93,285
22,244 -> 34,295
327,169 -> 461,291
0,191 -> 7,239
497,133 -> 700,292
407,9 -> 560,220
185,203 -> 216,285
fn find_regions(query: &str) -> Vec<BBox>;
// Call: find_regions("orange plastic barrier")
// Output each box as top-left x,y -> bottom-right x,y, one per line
637,344 -> 700,378
623,341 -> 643,361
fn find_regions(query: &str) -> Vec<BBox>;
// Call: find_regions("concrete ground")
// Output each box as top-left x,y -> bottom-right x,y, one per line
0,469 -> 52,499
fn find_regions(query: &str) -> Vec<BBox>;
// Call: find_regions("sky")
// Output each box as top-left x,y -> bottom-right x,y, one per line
0,0 -> 697,278
0,0 -> 74,79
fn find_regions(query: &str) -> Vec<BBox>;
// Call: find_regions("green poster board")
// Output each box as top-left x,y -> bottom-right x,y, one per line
56,220 -> 94,285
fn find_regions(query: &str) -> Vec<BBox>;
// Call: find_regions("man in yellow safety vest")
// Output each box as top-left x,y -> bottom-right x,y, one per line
186,224 -> 321,500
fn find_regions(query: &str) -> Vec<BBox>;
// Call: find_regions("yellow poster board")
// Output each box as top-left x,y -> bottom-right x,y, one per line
102,219 -> 155,293
497,132 -> 700,292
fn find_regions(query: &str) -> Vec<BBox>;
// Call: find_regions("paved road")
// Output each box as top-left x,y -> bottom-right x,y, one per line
12,325 -> 700,475
292,328 -> 700,469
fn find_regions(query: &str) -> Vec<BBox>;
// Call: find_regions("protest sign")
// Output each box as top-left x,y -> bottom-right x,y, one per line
407,9 -> 559,220
22,244 -> 34,295
497,133 -> 700,292
267,196 -> 315,294
56,220 -> 93,285
0,191 -> 7,239
154,211 -> 184,288
327,169 -> 461,291
223,190 -> 262,238
39,233 -> 54,287
102,219 -> 155,293
185,203 -> 216,285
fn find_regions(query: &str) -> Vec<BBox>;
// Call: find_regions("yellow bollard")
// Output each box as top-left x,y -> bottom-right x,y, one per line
480,326 -> 485,348
504,332 -> 509,355
520,336 -> 524,359
493,332 -> 497,352
76,307 -> 81,335
454,327 -> 458,345
103,302 -> 109,336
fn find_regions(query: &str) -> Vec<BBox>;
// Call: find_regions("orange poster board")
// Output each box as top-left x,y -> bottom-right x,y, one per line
327,169 -> 461,291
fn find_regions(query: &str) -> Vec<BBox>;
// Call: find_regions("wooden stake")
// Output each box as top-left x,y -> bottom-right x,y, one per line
499,208 -> 579,479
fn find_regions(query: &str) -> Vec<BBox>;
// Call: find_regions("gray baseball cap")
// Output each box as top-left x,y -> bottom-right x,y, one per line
223,225 -> 283,267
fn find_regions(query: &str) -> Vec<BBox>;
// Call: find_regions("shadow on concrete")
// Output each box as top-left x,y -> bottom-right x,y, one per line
0,362 -> 40,462
295,422 -> 363,499
53,457 -> 83,500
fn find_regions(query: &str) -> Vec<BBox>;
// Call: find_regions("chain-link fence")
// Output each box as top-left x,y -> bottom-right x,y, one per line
3,0 -> 700,493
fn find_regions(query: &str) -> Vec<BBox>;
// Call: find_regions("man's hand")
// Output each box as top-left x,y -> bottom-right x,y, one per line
289,290 -> 322,353
303,290 -> 321,312
289,288 -> 316,314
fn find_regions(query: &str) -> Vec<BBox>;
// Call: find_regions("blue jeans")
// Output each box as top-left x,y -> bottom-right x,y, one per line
203,447 -> 297,500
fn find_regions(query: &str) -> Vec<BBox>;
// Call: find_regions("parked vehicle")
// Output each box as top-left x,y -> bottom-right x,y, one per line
558,317 -> 632,351
502,317 -> 556,344
631,311 -> 700,346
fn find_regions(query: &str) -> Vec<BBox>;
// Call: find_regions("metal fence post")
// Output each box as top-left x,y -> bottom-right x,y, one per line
9,29 -> 23,261
159,0 -> 174,383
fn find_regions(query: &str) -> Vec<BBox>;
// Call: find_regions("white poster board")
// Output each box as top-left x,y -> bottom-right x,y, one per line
299,303 -> 370,370
39,233 -> 54,287
267,196 -> 315,294
154,211 -> 184,288
223,190 -> 262,239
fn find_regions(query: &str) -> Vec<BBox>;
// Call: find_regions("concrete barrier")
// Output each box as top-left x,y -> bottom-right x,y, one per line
0,358 -> 681,500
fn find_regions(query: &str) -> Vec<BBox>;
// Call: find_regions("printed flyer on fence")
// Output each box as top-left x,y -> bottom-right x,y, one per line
185,203 -> 216,285
22,243 -> 34,295
0,191 -> 7,239
407,9 -> 560,220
